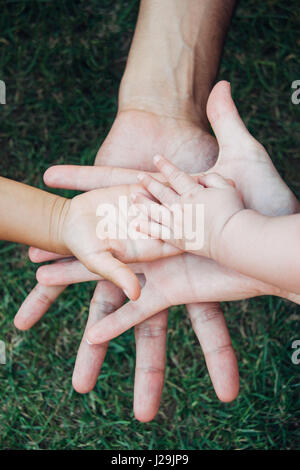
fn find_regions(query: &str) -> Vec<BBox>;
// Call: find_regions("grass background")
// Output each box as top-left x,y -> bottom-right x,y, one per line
0,0 -> 299,450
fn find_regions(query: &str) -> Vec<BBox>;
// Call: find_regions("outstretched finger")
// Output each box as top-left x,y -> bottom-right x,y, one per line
186,302 -> 239,403
134,309 -> 168,422
72,280 -> 125,394
29,246 -> 71,263
44,165 -> 166,191
36,258 -> 100,285
206,80 -> 252,149
14,283 -> 68,330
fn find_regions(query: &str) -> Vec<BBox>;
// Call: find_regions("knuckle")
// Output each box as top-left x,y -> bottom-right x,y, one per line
200,304 -> 222,322
189,303 -> 222,325
136,365 -> 164,374
207,343 -> 234,356
90,298 -> 117,315
136,323 -> 167,338
35,287 -> 52,306
201,306 -> 223,322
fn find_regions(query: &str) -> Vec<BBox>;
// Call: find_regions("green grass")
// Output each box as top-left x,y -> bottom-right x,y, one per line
0,0 -> 299,450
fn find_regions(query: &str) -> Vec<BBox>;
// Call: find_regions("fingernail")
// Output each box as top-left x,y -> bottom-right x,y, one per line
86,338 -> 94,345
137,173 -> 145,181
123,289 -> 129,298
153,154 -> 162,164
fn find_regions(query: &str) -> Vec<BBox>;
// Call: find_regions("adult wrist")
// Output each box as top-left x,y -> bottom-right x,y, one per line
117,0 -> 214,129
118,71 -> 204,127
118,0 -> 236,130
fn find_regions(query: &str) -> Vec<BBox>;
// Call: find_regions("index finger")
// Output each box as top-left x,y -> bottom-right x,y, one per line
44,165 -> 166,191
186,302 -> 239,402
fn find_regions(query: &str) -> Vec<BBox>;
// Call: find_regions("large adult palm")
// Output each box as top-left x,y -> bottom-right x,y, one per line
16,99 -> 240,422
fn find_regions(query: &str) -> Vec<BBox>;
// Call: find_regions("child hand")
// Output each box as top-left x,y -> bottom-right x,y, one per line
60,184 -> 180,300
134,155 -> 244,259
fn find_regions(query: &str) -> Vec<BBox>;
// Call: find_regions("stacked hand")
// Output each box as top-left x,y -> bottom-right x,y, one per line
59,183 -> 180,300
15,88 -> 229,422
14,81 -> 299,421
133,157 -> 244,259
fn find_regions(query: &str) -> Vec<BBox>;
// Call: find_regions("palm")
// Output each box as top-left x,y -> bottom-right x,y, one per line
205,81 -> 299,217
214,144 -> 298,216
97,109 -> 298,218
64,184 -> 179,272
95,109 -> 218,173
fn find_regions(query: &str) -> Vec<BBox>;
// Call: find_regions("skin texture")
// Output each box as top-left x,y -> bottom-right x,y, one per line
60,184 -> 180,300
120,0 -> 237,128
14,107 -> 238,420
135,161 -> 244,258
16,81 -> 300,407
0,175 -> 179,300
74,81 -> 300,343
137,155 -> 300,294
15,0 -> 242,422
16,108 -> 235,414
41,253 -> 299,342
0,177 -> 69,254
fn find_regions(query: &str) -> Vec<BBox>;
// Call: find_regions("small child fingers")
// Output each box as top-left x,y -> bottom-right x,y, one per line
196,172 -> 233,189
134,219 -> 172,242
137,173 -> 178,208
153,155 -> 199,195
131,192 -> 172,227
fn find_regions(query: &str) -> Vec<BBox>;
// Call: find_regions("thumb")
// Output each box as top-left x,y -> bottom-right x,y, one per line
78,251 -> 141,301
206,81 -> 252,149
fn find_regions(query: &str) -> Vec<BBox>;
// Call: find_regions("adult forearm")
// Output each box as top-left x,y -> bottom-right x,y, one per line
0,177 -> 70,254
119,0 -> 237,127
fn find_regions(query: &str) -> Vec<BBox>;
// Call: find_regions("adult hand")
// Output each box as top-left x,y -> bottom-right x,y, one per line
16,106 -> 239,421
35,253 -> 300,340
15,0 -> 240,420
34,81 -> 300,359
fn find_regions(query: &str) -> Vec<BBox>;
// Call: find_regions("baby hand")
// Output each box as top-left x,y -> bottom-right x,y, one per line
134,155 -> 244,259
